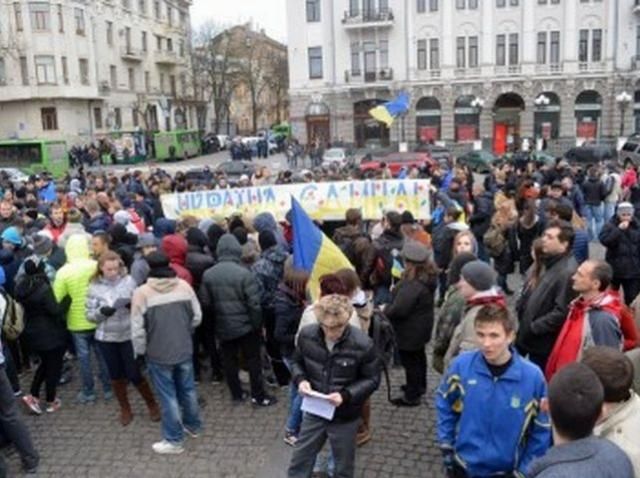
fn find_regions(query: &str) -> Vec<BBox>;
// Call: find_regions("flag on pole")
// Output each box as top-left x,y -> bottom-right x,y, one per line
369,92 -> 411,127
291,197 -> 354,301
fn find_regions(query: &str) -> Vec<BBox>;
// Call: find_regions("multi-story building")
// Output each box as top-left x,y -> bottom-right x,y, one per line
0,0 -> 195,146
287,0 -> 640,154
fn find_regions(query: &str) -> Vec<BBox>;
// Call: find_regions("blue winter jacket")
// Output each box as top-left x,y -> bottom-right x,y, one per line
436,349 -> 551,477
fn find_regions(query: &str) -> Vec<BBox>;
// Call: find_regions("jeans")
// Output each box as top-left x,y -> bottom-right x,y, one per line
71,331 -> 111,396
147,359 -> 202,444
219,331 -> 266,401
97,340 -> 142,385
584,203 -> 604,241
0,365 -> 39,472
604,202 -> 617,223
282,357 -> 303,434
30,347 -> 65,402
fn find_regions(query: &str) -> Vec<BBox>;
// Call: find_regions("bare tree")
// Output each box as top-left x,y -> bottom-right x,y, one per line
266,53 -> 289,125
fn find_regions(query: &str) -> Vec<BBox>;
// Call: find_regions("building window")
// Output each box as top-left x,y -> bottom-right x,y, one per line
61,56 -> 69,84
122,0 -> 131,9
351,42 -> 360,74
128,67 -> 135,90
456,0 -> 465,9
592,29 -> 602,62
179,40 -> 184,57
579,29 -> 589,62
156,35 -> 162,51
306,0 -> 320,22
166,4 -> 172,26
114,108 -> 122,129
417,39 -> 427,70
508,33 -> 519,65
456,37 -> 465,68
0,58 -> 5,85
180,73 -> 186,96
170,75 -> 176,96
138,0 -> 146,14
468,36 -> 478,67
417,0 -> 425,13
167,38 -> 173,52
496,34 -> 506,66
496,0 -> 505,7
154,1 -> 161,19
57,4 -> 63,32
14,3 -> 23,32
74,8 -> 85,35
20,56 -> 28,85
537,32 -> 547,64
106,21 -> 113,45
308,47 -> 323,79
430,0 -> 438,10
637,25 -> 640,57
468,0 -> 478,8
429,38 -> 439,69
379,40 -> 388,69
132,109 -> 139,128
349,0 -> 359,16
35,55 -> 56,84
110,65 -> 117,89
142,31 -> 148,52
79,58 -> 89,85
41,108 -> 58,131
29,2 -> 51,32
94,107 -> 103,129
144,71 -> 150,91
510,0 -> 519,5
550,31 -> 560,63
160,73 -> 165,93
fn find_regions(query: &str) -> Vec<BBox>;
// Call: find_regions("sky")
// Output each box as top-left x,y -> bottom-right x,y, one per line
191,0 -> 288,43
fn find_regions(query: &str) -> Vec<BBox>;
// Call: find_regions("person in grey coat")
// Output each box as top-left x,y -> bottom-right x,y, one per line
130,233 -> 157,286
199,234 -> 276,407
528,363 -> 633,478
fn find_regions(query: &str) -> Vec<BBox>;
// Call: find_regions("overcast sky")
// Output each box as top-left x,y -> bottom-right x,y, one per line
191,0 -> 288,43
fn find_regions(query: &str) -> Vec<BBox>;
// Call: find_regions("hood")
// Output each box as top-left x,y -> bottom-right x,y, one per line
253,212 -> 278,234
161,234 -> 188,266
207,224 -> 225,256
65,234 -> 91,262
216,233 -> 242,262
146,277 -> 180,293
153,218 -> 177,239
109,223 -> 137,246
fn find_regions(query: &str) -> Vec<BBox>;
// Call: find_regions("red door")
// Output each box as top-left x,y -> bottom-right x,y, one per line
493,123 -> 508,155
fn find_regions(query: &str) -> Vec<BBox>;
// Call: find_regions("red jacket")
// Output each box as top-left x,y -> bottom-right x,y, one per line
161,234 -> 193,286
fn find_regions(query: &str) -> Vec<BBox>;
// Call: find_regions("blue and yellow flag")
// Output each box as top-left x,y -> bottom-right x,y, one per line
291,197 -> 354,301
369,92 -> 411,127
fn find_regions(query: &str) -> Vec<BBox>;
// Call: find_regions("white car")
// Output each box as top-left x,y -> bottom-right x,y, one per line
0,168 -> 29,185
216,134 -> 231,150
322,148 -> 350,168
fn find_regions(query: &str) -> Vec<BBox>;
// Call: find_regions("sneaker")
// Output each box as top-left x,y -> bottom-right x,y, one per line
183,427 -> 200,439
46,398 -> 62,413
152,440 -> 184,455
21,395 -> 42,415
76,391 -> 97,404
283,431 -> 298,447
251,395 -> 277,407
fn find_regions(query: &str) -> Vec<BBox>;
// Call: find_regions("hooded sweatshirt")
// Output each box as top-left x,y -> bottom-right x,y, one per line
53,234 -> 98,332
253,212 -> 288,249
161,234 -> 193,285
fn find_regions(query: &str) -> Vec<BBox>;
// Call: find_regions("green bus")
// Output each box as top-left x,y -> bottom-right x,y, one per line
0,139 -> 69,177
272,122 -> 292,139
153,130 -> 201,161
97,131 -> 147,165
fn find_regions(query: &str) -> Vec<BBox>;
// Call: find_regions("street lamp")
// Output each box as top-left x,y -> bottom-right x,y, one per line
470,97 -> 485,144
534,94 -> 550,107
616,91 -> 632,137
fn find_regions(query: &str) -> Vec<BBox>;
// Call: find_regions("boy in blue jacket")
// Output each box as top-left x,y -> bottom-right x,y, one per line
436,303 -> 551,478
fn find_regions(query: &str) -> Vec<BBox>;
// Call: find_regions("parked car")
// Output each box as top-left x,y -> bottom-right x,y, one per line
619,134 -> 640,166
216,134 -> 231,150
0,168 -> 29,188
456,150 -> 498,173
322,148 -> 351,168
359,152 -> 433,176
414,144 -> 452,168
184,167 -> 214,185
201,133 -> 221,154
564,144 -> 616,165
215,160 -> 257,186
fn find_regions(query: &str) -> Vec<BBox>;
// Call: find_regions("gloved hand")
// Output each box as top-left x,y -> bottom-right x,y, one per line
100,306 -> 116,317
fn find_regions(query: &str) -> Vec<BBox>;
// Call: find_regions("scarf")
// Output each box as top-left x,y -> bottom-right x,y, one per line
545,290 -> 622,381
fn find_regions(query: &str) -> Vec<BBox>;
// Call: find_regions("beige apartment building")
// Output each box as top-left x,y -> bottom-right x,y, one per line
0,0 -> 195,146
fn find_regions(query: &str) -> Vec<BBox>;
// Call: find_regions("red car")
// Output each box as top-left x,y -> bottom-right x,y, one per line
359,152 -> 435,176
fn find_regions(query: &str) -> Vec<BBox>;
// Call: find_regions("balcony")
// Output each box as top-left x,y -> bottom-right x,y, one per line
494,65 -> 522,76
578,61 -> 607,73
454,67 -> 481,78
342,8 -> 394,29
154,50 -> 180,65
120,46 -> 143,62
344,68 -> 393,84
534,63 -> 563,75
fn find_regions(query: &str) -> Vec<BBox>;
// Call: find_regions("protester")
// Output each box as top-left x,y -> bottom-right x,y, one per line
528,363 -> 634,478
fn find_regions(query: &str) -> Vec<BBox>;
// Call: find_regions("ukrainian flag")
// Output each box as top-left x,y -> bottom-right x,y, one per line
291,198 -> 354,300
369,92 -> 411,127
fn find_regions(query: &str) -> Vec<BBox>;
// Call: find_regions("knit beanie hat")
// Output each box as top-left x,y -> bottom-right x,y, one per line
1,227 -> 22,246
448,252 -> 477,285
314,294 -> 353,329
460,260 -> 496,292
145,251 -> 176,279
32,234 -> 53,256
258,230 -> 277,251
617,202 -> 634,215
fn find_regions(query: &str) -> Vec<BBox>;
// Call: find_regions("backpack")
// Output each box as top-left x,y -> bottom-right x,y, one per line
1,290 -> 24,341
483,225 -> 506,257
373,246 -> 402,287
370,310 -> 397,404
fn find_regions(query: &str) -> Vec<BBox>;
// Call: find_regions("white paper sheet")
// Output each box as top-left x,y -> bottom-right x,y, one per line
301,395 -> 336,421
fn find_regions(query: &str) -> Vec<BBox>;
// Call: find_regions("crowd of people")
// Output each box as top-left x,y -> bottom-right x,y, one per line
0,153 -> 637,477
